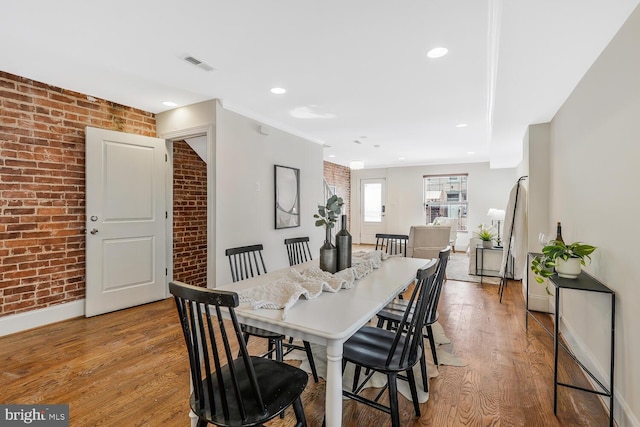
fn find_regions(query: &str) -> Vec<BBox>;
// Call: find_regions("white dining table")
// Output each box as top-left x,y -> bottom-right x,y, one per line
216,255 -> 430,427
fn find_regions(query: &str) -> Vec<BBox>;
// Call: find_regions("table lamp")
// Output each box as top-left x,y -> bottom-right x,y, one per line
487,208 -> 506,247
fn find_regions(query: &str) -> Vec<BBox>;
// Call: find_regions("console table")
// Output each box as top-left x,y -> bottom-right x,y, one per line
525,254 -> 615,427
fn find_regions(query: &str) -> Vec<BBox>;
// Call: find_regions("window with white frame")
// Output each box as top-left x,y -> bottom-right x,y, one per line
423,174 -> 468,232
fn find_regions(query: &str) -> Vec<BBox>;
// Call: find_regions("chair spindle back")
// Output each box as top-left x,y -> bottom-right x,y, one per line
384,259 -> 438,368
426,246 -> 450,322
284,237 -> 313,266
225,244 -> 267,282
169,281 -> 264,424
375,233 -> 409,256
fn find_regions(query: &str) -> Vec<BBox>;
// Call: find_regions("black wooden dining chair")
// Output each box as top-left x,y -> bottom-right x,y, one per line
341,259 -> 439,427
225,244 -> 318,383
169,281 -> 308,427
284,237 -> 313,266
375,233 -> 410,300
375,233 -> 409,256
282,237 -> 319,381
376,246 -> 451,390
226,244 -> 269,282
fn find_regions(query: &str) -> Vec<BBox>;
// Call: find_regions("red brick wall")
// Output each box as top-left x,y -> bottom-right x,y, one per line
323,161 -> 351,228
173,140 -> 207,288
0,71 -> 156,317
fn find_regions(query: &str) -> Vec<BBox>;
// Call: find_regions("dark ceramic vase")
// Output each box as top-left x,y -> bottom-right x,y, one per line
336,215 -> 352,271
319,227 -> 337,273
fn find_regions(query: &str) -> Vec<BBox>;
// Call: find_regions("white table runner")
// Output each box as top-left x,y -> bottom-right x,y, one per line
238,250 -> 394,319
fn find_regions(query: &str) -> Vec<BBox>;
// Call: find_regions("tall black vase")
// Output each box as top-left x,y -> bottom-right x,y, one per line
336,214 -> 352,271
319,227 -> 337,273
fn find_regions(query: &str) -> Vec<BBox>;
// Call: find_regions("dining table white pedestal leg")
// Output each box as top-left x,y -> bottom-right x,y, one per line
325,340 -> 344,427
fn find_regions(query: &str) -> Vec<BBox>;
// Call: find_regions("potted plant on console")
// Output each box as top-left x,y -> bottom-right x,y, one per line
531,240 -> 596,292
473,224 -> 497,248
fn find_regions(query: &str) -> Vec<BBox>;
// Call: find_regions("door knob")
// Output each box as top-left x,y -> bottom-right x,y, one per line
90,228 -> 99,235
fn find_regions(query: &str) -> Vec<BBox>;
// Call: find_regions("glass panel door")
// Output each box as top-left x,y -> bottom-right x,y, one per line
363,182 -> 383,222
360,178 -> 386,244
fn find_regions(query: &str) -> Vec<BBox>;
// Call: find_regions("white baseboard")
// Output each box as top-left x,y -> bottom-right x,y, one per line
528,294 -> 551,313
0,299 -> 85,337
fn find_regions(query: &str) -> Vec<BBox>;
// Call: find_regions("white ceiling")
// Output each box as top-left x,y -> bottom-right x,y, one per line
2,0 -> 638,169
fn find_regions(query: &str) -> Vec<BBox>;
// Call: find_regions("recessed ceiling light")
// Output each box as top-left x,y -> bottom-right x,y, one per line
328,154 -> 336,158
427,47 -> 449,59
349,160 -> 364,170
398,157 -> 405,161
467,151 -> 476,155
456,123 -> 468,128
163,101 -> 177,107
270,87 -> 286,94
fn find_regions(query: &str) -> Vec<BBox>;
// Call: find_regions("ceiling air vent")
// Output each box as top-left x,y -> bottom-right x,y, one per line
184,56 -> 214,72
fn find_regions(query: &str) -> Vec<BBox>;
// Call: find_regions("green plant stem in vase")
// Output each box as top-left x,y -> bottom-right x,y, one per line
314,194 -> 344,231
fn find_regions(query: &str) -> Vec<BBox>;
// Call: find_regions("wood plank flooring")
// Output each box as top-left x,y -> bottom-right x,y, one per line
0,277 -> 610,426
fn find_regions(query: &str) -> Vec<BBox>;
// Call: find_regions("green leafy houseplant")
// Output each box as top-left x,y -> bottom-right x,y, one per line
531,240 -> 596,290
314,194 -> 344,230
473,224 -> 496,242
315,194 -> 344,273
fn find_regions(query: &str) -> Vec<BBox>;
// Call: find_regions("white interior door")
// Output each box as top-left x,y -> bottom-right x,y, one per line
85,127 -> 167,317
359,178 -> 386,244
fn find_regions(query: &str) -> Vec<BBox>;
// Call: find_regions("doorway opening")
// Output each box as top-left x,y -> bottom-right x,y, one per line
172,136 -> 207,288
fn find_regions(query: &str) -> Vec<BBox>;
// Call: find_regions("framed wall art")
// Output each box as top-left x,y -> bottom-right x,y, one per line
274,165 -> 300,229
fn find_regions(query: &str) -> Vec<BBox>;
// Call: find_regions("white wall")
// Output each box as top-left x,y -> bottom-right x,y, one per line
157,101 -> 325,286
547,5 -> 640,425
215,106 -> 325,285
524,123 -> 553,311
350,163 -> 519,250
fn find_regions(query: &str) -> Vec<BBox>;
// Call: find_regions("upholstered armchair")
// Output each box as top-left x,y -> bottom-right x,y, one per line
407,225 -> 451,259
433,217 -> 458,252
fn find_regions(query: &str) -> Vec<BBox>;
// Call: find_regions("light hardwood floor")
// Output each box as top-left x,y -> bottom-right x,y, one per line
0,274 -> 610,426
